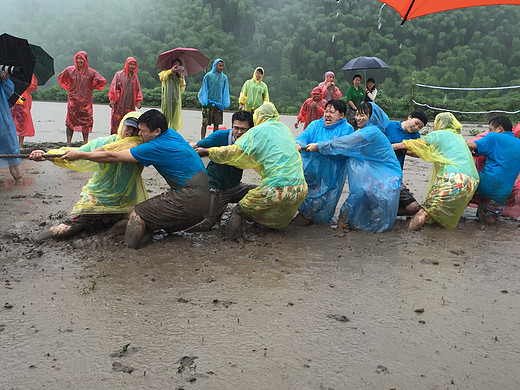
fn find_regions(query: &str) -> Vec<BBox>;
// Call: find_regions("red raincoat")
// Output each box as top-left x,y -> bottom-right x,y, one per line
58,51 -> 106,133
11,74 -> 38,138
108,57 -> 142,134
297,87 -> 327,130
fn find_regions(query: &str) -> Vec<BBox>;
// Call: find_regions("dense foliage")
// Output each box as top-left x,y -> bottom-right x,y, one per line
5,0 -> 520,121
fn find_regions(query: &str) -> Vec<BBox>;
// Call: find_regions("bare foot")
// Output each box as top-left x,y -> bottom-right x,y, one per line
409,209 -> 429,230
291,213 -> 312,227
337,217 -> 348,230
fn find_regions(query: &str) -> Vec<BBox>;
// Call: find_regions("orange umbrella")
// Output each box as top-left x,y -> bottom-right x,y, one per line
379,0 -> 520,23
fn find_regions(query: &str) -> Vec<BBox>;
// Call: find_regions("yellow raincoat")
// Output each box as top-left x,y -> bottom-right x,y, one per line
158,68 -> 186,130
403,112 -> 479,228
238,67 -> 269,112
208,103 -> 307,228
48,111 -> 148,215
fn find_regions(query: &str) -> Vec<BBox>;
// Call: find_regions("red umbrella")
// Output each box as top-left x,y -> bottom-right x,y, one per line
156,47 -> 210,77
378,0 -> 520,23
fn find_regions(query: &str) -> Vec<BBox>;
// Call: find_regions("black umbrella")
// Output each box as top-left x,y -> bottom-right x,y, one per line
29,44 -> 54,86
0,33 -> 36,106
340,56 -> 390,82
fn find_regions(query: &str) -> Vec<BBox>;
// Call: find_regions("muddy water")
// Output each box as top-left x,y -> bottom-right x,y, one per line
1,103 -> 520,389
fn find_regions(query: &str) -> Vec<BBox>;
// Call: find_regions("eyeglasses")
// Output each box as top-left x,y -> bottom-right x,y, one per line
232,126 -> 249,132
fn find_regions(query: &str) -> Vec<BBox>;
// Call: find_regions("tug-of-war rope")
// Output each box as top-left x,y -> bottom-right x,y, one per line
413,82 -> 520,114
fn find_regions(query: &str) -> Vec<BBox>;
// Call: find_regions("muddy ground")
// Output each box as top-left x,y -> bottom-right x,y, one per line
1,103 -> 519,389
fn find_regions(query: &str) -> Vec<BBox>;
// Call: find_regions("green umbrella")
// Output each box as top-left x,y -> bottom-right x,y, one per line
29,43 -> 54,85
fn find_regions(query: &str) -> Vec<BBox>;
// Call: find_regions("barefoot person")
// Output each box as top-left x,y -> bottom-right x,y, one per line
29,112 -> 147,241
393,112 -> 479,230
61,109 -> 210,248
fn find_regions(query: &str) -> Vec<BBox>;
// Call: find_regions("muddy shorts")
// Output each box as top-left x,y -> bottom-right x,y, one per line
133,171 -> 210,231
473,194 -> 504,225
63,213 -> 126,233
399,185 -> 417,209
202,106 -> 223,127
209,183 -> 257,222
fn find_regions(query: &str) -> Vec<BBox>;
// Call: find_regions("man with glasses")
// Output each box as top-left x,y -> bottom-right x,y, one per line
187,111 -> 257,231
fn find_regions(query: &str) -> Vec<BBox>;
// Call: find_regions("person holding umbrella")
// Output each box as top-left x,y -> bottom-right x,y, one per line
11,73 -> 38,149
158,58 -> 186,131
108,57 -> 142,135
0,70 -> 22,181
59,51 -> 107,146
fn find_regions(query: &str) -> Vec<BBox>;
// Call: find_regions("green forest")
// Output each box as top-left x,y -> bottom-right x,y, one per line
5,0 -> 520,121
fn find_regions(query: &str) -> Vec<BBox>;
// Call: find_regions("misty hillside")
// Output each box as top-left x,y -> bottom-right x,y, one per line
5,0 -> 520,118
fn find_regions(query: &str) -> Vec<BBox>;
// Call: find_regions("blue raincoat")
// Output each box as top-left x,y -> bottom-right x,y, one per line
0,78 -> 20,168
318,103 -> 402,232
295,117 -> 354,223
197,59 -> 230,111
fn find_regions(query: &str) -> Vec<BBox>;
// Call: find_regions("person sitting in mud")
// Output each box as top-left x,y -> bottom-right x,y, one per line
305,102 -> 402,233
466,115 -> 520,225
292,99 -> 353,226
196,102 -> 307,239
60,109 -> 210,249
29,112 -> 148,241
186,110 -> 257,232
384,109 -> 429,216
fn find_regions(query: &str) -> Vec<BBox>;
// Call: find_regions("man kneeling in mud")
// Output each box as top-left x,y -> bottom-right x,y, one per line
62,109 -> 210,248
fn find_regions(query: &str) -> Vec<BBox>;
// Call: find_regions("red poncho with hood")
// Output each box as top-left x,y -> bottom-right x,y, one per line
108,57 -> 142,134
297,87 -> 327,130
11,74 -> 38,138
58,51 -> 107,133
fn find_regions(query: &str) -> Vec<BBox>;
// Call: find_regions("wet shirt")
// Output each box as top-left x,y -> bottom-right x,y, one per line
385,120 -> 421,169
130,129 -> 206,188
197,129 -> 243,190
474,131 -> 520,205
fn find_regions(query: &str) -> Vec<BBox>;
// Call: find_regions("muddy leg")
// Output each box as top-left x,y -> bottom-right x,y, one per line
66,127 -> 73,147
9,165 -> 22,182
82,131 -> 89,145
124,210 -> 147,249
409,208 -> 430,230
291,212 -> 312,226
225,205 -> 246,240
106,218 -> 129,235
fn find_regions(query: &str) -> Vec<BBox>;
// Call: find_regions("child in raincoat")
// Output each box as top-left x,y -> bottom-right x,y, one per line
159,59 -> 186,131
108,57 -> 142,135
198,102 -> 307,239
394,112 -> 479,230
29,112 -> 147,241
0,70 -> 22,181
294,99 -> 353,225
198,59 -> 230,139
58,51 -> 107,146
306,102 -> 402,233
294,87 -> 328,131
11,73 -> 37,149
238,67 -> 269,112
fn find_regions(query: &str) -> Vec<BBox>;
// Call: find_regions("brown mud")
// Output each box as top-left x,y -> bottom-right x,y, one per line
1,103 -> 519,389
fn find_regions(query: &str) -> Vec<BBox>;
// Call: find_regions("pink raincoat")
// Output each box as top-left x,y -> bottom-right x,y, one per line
58,51 -> 106,133
469,125 -> 520,218
108,57 -> 142,134
318,71 -> 342,101
11,74 -> 38,137
297,87 -> 327,130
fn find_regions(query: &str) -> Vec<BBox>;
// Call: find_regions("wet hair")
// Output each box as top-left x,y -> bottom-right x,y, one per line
231,110 -> 254,128
324,99 -> 347,115
137,109 -> 168,133
357,102 -> 372,118
353,74 -> 362,81
489,115 -> 512,132
409,109 -> 429,126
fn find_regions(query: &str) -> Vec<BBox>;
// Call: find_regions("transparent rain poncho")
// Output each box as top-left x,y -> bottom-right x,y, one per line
297,87 -> 328,130
159,63 -> 186,130
0,77 -> 20,168
403,112 -> 479,228
48,111 -> 148,215
197,58 -> 230,111
295,117 -> 354,224
208,103 -> 307,228
318,103 -> 402,232
58,51 -> 107,133
238,67 -> 269,112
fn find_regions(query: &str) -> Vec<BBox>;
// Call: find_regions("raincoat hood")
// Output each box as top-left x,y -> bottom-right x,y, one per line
211,59 -> 224,74
324,71 -> 335,81
252,67 -> 264,83
366,102 -> 390,132
73,51 -> 89,74
311,86 -> 323,99
124,57 -> 138,77
253,102 -> 279,126
434,112 -> 462,134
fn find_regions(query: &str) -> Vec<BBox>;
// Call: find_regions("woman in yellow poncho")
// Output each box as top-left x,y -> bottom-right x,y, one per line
29,111 -> 148,240
159,59 -> 186,130
198,102 -> 307,239
393,112 -> 479,230
238,67 -> 269,112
